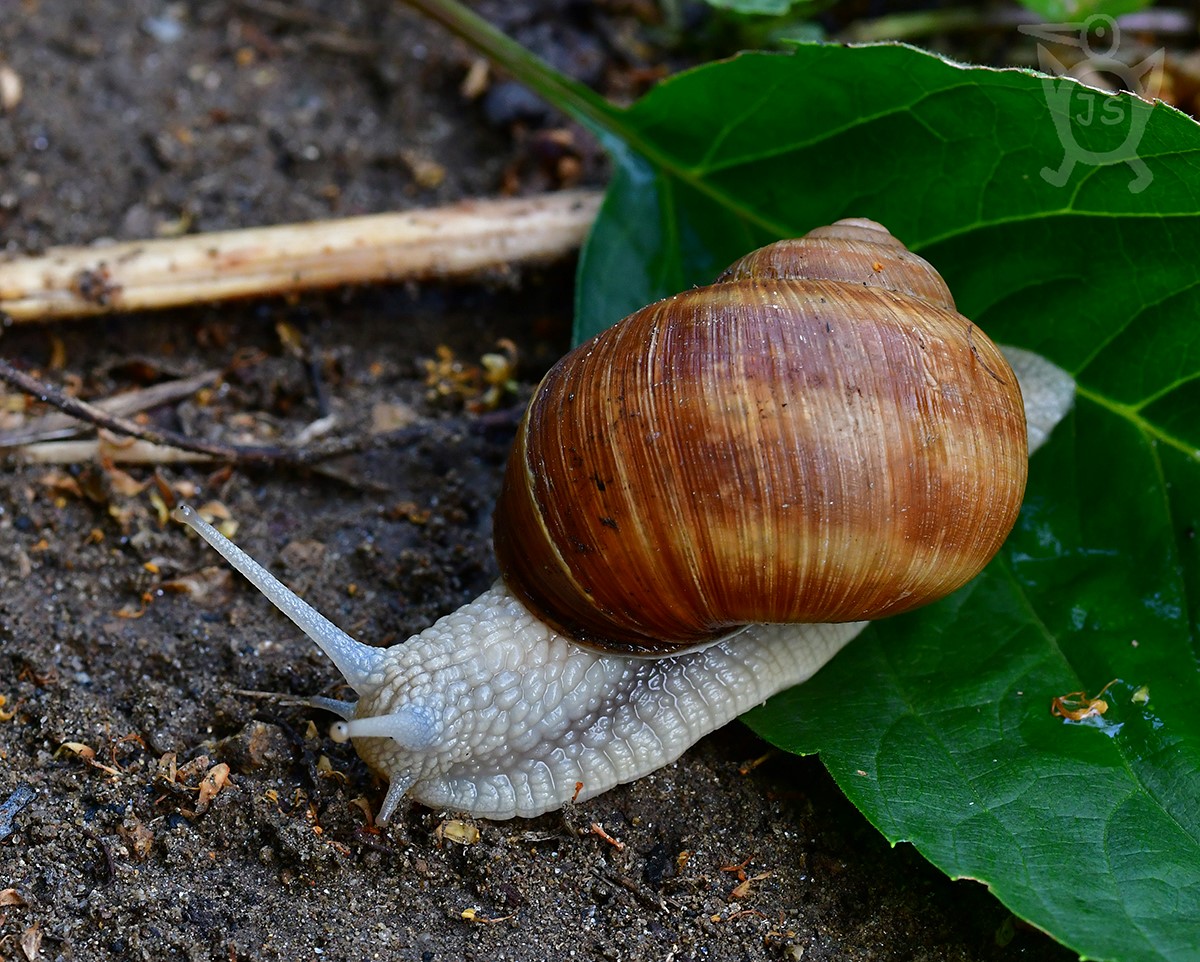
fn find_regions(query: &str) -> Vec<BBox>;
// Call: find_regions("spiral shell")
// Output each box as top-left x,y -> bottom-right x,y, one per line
493,219 -> 1028,655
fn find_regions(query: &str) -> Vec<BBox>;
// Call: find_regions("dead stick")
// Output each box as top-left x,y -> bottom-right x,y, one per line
0,190 -> 602,322
0,357 -> 373,465
18,439 -> 217,465
0,369 -> 221,447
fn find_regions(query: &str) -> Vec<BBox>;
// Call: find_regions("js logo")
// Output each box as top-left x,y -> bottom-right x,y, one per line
1020,15 -> 1162,194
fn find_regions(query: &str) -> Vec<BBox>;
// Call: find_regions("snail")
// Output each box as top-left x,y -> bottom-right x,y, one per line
172,219 -> 1076,822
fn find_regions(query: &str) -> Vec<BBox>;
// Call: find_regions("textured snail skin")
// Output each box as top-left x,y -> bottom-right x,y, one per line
345,586 -> 861,819
171,345 -> 1073,823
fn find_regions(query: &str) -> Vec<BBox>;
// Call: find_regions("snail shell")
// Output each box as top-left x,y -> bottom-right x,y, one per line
494,218 -> 1028,654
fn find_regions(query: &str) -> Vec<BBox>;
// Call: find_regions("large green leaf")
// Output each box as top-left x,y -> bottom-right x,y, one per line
402,5 -> 1200,959
582,47 -> 1200,961
576,46 -> 1200,962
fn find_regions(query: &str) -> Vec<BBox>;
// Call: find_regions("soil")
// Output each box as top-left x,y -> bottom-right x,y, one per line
0,2 -> 1079,961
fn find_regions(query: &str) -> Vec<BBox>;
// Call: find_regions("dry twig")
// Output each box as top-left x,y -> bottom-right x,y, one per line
0,190 -> 601,322
0,358 -> 525,467
0,357 -> 374,465
0,369 -> 220,447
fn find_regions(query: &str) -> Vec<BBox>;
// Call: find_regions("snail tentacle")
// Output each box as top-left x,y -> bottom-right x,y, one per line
330,706 -> 440,751
307,695 -> 358,720
378,774 -> 418,825
171,505 -> 387,691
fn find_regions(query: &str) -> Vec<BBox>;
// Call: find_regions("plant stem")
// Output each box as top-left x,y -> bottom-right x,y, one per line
399,0 -> 795,239
842,8 -> 988,43
400,0 -> 621,139
843,7 -> 1194,44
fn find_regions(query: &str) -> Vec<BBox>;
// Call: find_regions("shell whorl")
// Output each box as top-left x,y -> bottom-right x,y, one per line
493,219 -> 1028,655
717,217 -> 957,312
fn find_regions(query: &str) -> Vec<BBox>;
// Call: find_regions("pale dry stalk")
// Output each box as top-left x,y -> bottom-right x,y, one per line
0,190 -> 602,322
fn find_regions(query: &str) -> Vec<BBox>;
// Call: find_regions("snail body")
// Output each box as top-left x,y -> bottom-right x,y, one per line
173,220 -> 1076,821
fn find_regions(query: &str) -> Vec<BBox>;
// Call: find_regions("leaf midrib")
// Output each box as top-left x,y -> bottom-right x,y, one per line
1080,384 -> 1200,461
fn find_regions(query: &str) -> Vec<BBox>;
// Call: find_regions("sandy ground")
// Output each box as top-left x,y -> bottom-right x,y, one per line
0,2 -> 1076,960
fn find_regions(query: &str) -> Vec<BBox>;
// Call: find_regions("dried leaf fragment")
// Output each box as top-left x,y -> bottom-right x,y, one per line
21,921 -> 41,960
0,63 -> 21,112
588,821 -> 625,851
399,148 -> 446,189
348,796 -> 375,827
460,58 -> 489,99
460,907 -> 514,924
436,819 -> 480,846
1051,680 -> 1118,722
196,762 -> 232,811
159,566 -> 233,603
101,458 -> 149,496
370,400 -> 419,434
729,872 -> 771,900
37,470 -> 83,500
720,852 -> 771,899
315,754 -> 349,785
196,501 -> 237,539
387,499 -> 431,525
58,741 -> 121,776
168,753 -> 210,785
118,819 -> 154,859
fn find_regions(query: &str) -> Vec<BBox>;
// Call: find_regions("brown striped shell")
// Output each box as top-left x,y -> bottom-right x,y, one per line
493,219 -> 1028,655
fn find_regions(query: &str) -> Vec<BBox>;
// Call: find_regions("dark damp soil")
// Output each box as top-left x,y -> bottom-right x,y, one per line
0,2 -> 1077,960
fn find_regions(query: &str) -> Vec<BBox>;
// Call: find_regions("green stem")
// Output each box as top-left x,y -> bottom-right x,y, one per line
399,0 -> 620,138
841,8 -> 988,43
400,0 -> 792,239
840,7 -> 1197,44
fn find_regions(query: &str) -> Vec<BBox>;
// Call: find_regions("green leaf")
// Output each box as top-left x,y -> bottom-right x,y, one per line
751,407 -> 1200,960
400,5 -> 1199,958
575,46 -> 1192,342
578,45 -> 1200,962
572,44 -> 1200,962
